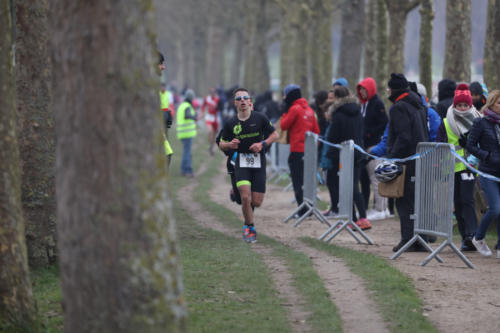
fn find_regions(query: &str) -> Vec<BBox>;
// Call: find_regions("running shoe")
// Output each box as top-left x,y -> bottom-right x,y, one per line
248,225 -> 257,243
242,225 -> 251,243
355,218 -> 372,230
366,209 -> 387,221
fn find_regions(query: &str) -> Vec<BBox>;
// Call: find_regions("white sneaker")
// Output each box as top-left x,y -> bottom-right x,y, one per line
384,208 -> 393,218
472,237 -> 492,257
367,210 -> 387,221
497,250 -> 500,259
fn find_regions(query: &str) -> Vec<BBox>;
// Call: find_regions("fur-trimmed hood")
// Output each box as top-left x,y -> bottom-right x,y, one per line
328,94 -> 359,116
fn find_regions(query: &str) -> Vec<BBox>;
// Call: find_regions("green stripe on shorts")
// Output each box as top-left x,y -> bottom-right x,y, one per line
236,180 -> 251,187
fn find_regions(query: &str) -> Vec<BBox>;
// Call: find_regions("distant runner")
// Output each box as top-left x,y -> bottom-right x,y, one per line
220,88 -> 278,243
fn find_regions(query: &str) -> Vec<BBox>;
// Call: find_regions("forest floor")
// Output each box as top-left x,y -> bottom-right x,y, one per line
178,145 -> 500,333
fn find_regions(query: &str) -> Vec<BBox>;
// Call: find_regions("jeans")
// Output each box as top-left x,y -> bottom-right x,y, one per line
181,138 -> 193,175
475,176 -> 500,248
352,166 -> 366,220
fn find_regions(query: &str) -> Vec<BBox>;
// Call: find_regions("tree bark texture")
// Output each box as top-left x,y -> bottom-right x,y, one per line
50,1 -> 186,332
384,0 -> 420,74
15,0 -> 56,269
443,0 -> 471,82
375,0 -> 389,96
419,0 -> 433,98
205,12 -> 224,92
0,0 -> 39,330
337,0 -> 365,89
243,0 -> 270,94
310,0 -> 333,93
483,0 -> 500,89
279,9 -> 294,94
363,0 -> 377,78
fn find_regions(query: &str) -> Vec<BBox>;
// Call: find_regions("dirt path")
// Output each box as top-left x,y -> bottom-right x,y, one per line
210,161 -> 390,333
209,156 -> 500,333
176,164 -> 313,332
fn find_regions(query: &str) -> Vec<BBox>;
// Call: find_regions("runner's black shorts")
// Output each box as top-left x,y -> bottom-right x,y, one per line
235,166 -> 266,193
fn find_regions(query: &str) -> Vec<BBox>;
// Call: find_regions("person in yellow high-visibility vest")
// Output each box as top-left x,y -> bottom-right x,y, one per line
436,83 -> 481,251
176,89 -> 197,177
158,52 -> 173,168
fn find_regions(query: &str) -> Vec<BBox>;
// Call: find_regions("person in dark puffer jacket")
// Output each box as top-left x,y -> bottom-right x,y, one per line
436,79 -> 457,119
386,73 -> 429,253
466,89 -> 500,258
326,86 -> 371,230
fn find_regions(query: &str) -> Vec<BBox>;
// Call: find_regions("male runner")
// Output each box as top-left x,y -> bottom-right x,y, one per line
220,88 -> 278,243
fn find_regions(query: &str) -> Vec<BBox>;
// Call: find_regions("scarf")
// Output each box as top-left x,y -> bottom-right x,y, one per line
446,104 -> 481,136
484,109 -> 500,145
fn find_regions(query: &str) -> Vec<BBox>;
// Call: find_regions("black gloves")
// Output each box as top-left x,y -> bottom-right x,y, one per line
458,132 -> 469,148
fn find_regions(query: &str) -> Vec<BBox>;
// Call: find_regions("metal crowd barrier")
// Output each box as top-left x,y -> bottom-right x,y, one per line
267,143 -> 291,186
391,143 -> 474,268
319,140 -> 373,245
283,132 -> 331,227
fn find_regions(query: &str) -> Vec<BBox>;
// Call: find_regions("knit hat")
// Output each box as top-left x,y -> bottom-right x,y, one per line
283,84 -> 300,97
453,83 -> 472,107
332,77 -> 349,88
469,81 -> 488,98
387,73 -> 408,90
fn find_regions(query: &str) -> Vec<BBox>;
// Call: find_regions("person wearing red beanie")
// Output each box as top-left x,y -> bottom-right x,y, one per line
436,83 -> 481,251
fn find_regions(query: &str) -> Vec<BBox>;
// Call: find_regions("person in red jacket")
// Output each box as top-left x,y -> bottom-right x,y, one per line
280,84 -> 320,216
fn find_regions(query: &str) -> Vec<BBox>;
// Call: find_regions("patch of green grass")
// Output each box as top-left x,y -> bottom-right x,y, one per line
184,140 -> 342,332
31,265 -> 63,333
300,237 -> 437,333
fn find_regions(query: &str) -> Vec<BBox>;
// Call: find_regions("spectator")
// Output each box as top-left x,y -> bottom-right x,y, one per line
333,77 -> 349,89
281,84 -> 320,217
325,86 -> 371,230
467,90 -> 500,258
386,73 -> 429,252
357,77 -> 389,220
176,89 -> 197,177
469,81 -> 488,112
436,79 -> 457,119
437,83 -> 481,251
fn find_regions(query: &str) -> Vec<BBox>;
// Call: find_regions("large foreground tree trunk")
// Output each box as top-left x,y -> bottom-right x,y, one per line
0,0 -> 39,330
15,0 -> 56,268
483,0 -> 500,89
443,0 -> 471,82
337,0 -> 365,87
384,0 -> 420,74
419,0 -> 433,97
50,2 -> 186,332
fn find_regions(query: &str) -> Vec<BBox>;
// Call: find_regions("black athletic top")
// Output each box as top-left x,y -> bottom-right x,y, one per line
221,111 -> 275,156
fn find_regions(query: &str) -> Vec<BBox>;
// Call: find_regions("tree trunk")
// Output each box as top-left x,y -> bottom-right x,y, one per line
15,0 -> 56,269
443,0 -> 471,82
483,0 -> 500,89
310,0 -> 333,93
385,0 -> 420,74
230,30 -> 244,86
337,0 -> 365,88
50,1 -> 186,331
363,0 -> 377,78
280,9 -> 294,94
292,6 -> 309,99
0,0 -> 39,330
205,13 -> 224,91
375,0 -> 389,96
419,0 -> 433,97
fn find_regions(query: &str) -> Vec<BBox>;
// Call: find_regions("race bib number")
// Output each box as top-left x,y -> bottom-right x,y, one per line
239,153 -> 261,168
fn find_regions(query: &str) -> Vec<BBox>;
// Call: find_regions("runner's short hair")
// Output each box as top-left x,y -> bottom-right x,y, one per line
232,87 -> 250,98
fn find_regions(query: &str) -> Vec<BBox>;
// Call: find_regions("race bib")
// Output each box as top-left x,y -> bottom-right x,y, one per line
205,113 -> 216,122
239,153 -> 261,168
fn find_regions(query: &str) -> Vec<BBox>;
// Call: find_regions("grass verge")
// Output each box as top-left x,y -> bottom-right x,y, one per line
300,237 -> 437,333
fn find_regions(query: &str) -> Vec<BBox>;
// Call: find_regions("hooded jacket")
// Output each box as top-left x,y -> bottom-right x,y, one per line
387,90 -> 429,160
466,117 -> 500,177
436,79 -> 457,119
326,95 -> 364,165
357,77 -> 388,147
280,97 -> 320,152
